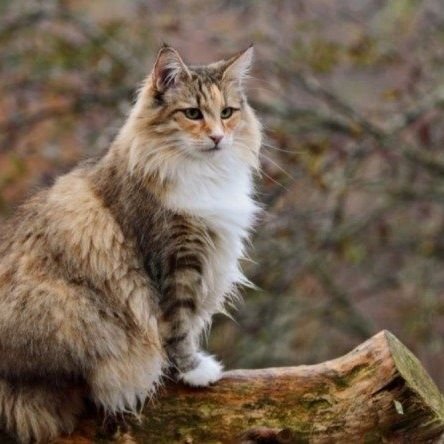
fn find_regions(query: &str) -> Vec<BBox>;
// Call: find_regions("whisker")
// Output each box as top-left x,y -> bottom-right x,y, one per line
259,152 -> 298,182
259,168 -> 291,192
262,142 -> 298,154
234,139 -> 298,184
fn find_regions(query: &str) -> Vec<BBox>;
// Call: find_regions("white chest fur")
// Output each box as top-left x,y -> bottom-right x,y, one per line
165,155 -> 259,312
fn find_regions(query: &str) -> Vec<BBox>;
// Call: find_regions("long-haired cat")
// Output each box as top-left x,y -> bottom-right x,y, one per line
0,45 -> 261,443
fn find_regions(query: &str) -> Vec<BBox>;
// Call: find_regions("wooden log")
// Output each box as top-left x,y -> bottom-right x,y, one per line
2,330 -> 444,443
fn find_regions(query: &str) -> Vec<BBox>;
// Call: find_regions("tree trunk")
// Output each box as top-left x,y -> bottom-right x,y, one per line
2,330 -> 444,443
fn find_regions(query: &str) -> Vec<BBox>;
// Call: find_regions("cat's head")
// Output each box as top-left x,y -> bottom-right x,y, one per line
125,45 -> 261,179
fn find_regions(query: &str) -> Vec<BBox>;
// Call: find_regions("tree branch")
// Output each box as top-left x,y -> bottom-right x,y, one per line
2,331 -> 438,443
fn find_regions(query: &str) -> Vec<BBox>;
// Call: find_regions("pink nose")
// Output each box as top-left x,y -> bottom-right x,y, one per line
209,135 -> 223,145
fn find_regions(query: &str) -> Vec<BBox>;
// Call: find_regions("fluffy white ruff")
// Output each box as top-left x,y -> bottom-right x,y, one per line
163,152 -> 259,304
179,353 -> 223,387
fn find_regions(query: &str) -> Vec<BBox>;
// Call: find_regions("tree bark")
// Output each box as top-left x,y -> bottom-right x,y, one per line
2,330 -> 444,443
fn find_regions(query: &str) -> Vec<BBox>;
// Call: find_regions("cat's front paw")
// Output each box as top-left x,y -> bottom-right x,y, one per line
179,353 -> 223,387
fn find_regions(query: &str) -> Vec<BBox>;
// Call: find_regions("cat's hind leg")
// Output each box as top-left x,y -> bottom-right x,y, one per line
88,320 -> 165,414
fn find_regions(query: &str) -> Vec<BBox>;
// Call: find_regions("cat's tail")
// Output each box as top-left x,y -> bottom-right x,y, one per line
0,378 -> 84,443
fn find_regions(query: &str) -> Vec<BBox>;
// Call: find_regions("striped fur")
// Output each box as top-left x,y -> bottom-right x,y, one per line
0,46 -> 261,442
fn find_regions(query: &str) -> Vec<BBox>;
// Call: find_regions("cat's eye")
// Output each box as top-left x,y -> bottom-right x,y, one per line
220,107 -> 235,119
183,108 -> 203,120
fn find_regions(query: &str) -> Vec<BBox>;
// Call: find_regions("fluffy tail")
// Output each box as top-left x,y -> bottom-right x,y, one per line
0,379 -> 84,443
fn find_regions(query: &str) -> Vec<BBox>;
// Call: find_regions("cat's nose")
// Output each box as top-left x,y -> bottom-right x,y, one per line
209,134 -> 223,146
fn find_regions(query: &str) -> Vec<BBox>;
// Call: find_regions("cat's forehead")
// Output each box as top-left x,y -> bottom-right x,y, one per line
189,65 -> 223,83
172,66 -> 241,107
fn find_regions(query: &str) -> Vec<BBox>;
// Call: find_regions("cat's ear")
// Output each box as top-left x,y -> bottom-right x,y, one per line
222,45 -> 254,84
152,46 -> 191,92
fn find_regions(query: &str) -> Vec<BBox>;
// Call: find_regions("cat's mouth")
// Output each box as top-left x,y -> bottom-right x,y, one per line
201,146 -> 221,153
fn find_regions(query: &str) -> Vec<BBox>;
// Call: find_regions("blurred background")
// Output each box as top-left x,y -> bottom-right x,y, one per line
1,0 -> 444,388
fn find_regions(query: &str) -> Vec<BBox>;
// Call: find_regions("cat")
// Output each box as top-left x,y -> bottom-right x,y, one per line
0,44 -> 261,443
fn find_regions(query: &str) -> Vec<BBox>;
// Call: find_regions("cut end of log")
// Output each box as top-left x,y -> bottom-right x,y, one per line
385,330 -> 444,414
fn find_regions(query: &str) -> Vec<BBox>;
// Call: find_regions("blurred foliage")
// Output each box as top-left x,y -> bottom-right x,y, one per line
1,0 -> 444,388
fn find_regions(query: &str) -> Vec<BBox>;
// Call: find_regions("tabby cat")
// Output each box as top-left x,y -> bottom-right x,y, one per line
0,45 -> 261,443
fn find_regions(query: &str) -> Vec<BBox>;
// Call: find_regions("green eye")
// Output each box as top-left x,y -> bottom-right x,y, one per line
221,107 -> 235,119
183,108 -> 203,120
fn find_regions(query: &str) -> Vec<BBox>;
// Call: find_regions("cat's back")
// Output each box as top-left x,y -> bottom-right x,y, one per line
0,187 -> 50,266
0,165 -> 91,253
0,162 -> 125,291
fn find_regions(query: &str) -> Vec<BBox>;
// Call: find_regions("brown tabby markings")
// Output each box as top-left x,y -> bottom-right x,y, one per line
90,161 -> 214,372
0,45 -> 261,443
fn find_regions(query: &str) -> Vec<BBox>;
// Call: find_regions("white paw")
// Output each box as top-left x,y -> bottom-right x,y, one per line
179,353 -> 223,387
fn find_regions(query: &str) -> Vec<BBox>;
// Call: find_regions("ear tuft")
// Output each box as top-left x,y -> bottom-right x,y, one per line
152,46 -> 190,92
222,45 -> 254,83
